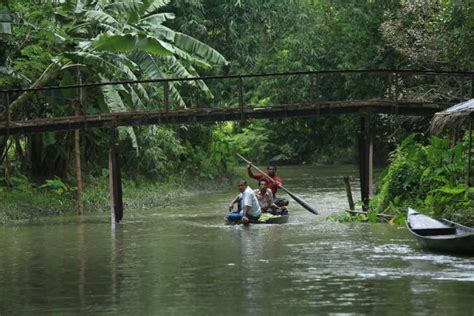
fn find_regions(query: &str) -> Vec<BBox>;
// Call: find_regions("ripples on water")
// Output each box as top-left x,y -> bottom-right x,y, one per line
0,165 -> 473,314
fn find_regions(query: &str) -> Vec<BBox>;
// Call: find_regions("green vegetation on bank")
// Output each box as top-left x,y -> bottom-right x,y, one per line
371,133 -> 473,226
1,1 -> 472,223
332,133 -> 473,226
0,174 -> 232,224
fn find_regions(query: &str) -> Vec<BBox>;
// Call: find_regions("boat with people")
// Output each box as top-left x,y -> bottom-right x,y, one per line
223,154 -> 318,226
406,208 -> 474,255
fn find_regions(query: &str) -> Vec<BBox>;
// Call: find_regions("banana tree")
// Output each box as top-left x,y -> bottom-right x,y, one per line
4,0 -> 227,180
9,0 -> 228,123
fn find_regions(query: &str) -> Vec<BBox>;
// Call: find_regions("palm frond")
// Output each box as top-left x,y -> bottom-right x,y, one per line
132,50 -> 165,80
174,32 -> 228,66
143,0 -> 171,15
141,12 -> 175,25
93,33 -> 174,56
187,64 -> 213,99
169,82 -> 187,109
104,52 -> 149,100
105,0 -> 143,23
83,10 -> 120,29
148,24 -> 175,41
163,56 -> 213,98
101,80 -> 138,150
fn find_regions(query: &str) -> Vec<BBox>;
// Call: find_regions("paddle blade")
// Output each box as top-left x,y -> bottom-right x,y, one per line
286,190 -> 318,215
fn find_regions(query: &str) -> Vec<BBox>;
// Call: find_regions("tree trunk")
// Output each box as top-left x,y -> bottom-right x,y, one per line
8,61 -> 64,118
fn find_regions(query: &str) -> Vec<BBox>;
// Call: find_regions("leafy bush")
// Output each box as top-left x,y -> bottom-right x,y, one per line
371,133 -> 473,226
40,177 -> 75,196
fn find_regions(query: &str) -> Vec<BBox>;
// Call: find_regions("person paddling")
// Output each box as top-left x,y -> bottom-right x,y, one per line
247,164 -> 281,196
247,164 -> 288,207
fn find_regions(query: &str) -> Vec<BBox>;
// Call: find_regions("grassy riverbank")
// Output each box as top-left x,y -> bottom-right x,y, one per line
0,175 -> 234,224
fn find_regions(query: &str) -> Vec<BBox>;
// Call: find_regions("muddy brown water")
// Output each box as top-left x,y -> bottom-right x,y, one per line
0,165 -> 472,314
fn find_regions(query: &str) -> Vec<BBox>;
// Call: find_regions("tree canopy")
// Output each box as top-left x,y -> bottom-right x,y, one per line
0,0 -> 472,183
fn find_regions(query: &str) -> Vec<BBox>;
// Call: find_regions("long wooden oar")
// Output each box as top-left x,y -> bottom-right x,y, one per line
237,153 -> 318,215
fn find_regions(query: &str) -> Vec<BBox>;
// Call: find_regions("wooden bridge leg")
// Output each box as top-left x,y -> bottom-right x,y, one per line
359,112 -> 373,210
109,128 -> 123,223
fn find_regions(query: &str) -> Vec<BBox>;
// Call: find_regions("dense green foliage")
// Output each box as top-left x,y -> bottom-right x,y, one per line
0,0 -> 472,221
371,133 -> 474,226
169,0 -> 472,165
0,0 -> 231,181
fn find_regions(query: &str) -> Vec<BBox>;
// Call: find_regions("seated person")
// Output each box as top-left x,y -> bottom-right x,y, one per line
254,179 -> 288,216
247,164 -> 289,208
228,180 -> 261,224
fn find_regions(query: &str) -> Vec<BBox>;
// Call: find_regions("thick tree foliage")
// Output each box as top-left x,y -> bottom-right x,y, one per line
0,0 -> 472,185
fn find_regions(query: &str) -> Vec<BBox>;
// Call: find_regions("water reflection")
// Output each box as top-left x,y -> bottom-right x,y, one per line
77,217 -> 86,309
110,223 -> 124,310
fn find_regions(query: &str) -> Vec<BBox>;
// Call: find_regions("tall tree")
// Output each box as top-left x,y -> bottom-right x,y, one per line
1,0 -> 228,179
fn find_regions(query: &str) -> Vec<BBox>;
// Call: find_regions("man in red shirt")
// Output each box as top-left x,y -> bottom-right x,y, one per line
247,164 -> 282,196
247,164 -> 288,208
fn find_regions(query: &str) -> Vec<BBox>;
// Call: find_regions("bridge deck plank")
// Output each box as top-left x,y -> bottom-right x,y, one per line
0,99 -> 449,136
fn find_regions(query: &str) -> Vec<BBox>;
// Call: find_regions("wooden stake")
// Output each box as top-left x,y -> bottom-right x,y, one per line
343,176 -> 355,210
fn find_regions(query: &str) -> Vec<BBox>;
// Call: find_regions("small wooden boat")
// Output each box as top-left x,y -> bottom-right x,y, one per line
225,213 -> 289,225
406,208 -> 474,255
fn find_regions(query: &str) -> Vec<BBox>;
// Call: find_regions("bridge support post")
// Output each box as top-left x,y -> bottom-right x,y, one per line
359,111 -> 373,210
109,128 -> 123,223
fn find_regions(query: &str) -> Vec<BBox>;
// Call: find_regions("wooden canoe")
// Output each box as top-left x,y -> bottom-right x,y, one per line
225,213 -> 289,225
406,208 -> 474,255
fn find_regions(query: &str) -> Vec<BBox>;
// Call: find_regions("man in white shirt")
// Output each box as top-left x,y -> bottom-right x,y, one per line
228,180 -> 262,224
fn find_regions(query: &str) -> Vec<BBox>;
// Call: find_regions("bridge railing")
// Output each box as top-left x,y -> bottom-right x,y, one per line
1,70 -> 473,128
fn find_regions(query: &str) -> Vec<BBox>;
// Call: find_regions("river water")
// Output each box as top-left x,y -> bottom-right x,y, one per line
0,165 -> 473,314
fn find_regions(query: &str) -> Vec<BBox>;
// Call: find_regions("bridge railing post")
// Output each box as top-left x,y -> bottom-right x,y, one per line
163,80 -> 169,112
238,76 -> 245,122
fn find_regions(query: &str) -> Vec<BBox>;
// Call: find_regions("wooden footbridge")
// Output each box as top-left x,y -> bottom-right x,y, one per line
1,69 -> 473,222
